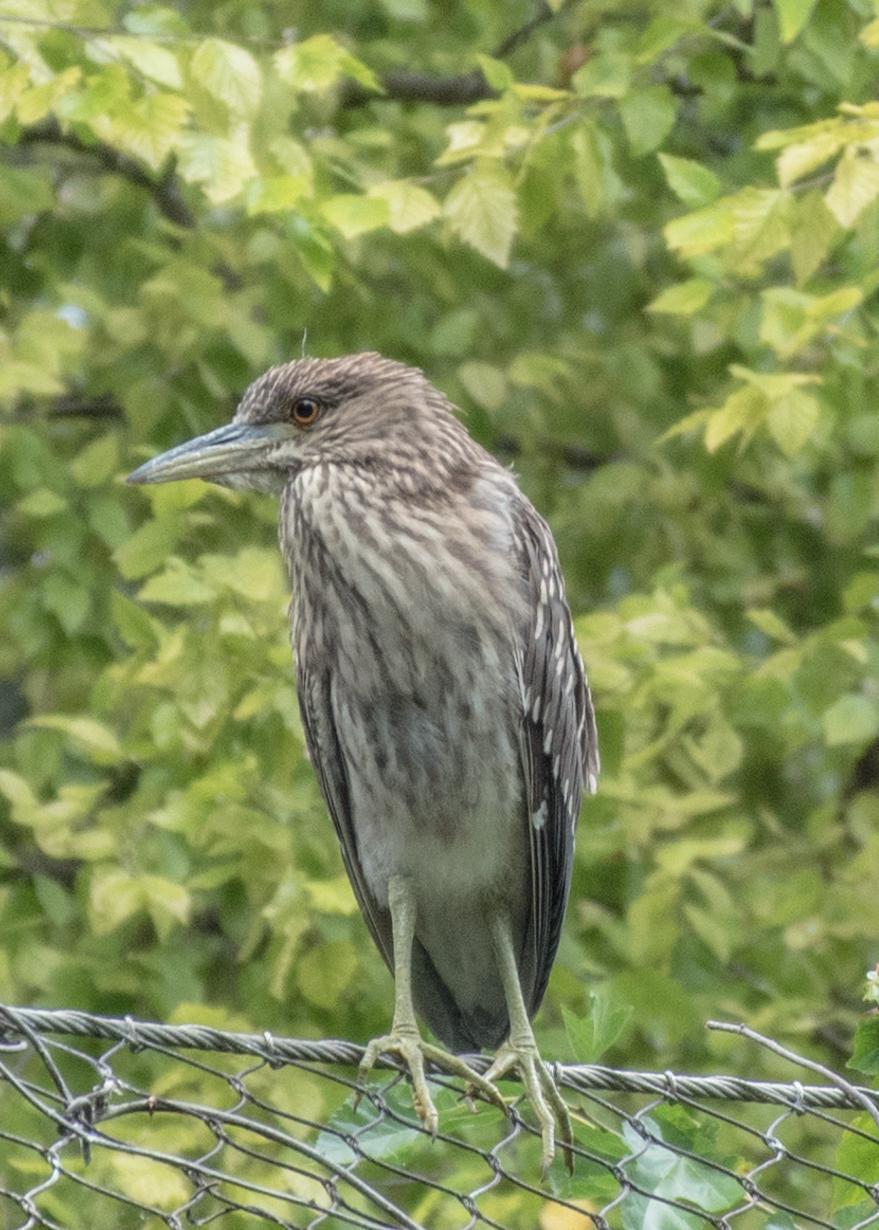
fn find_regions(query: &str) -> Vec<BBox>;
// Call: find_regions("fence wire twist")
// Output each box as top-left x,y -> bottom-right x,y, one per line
1,1004 -> 878,1230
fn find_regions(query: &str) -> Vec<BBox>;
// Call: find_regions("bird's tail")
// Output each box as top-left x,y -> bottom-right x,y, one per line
410,936 -> 509,1053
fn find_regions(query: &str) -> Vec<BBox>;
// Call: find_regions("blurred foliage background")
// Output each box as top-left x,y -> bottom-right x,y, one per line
1,0 -> 878,1155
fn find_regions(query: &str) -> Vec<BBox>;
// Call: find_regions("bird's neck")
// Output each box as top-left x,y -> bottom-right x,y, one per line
278,458 -> 523,656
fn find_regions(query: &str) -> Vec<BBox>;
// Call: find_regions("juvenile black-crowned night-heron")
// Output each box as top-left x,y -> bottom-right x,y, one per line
128,353 -> 599,1167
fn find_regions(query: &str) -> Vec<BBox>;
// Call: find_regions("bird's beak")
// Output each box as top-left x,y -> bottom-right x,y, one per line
126,422 -> 295,485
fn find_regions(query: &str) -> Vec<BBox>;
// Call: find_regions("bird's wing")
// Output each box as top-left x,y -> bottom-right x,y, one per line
296,666 -> 393,969
513,500 -> 599,1014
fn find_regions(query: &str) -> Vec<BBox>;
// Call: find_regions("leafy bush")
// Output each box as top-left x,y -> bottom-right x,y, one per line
1,0 -> 877,1094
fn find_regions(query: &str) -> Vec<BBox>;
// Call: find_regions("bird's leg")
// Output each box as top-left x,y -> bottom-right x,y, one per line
482,912 -> 575,1173
356,875 -> 506,1133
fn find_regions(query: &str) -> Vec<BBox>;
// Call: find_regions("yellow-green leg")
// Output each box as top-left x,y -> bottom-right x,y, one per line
484,912 -> 575,1172
357,875 -> 507,1132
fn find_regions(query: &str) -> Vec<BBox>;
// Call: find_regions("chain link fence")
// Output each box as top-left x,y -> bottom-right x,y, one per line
1,1003 -> 878,1229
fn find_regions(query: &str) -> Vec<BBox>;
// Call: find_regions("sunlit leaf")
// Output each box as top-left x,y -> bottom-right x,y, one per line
320,193 -> 389,238
443,161 -> 518,267
367,180 -> 441,233
191,38 -> 262,118
773,0 -> 818,43
658,154 -> 721,209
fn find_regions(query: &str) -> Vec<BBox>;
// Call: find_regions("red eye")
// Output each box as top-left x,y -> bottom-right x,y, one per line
292,397 -> 320,427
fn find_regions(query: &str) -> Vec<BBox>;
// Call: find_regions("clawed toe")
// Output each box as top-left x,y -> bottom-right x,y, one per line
355,1027 -> 570,1171
483,1041 -> 574,1173
356,1031 -> 507,1137
357,1031 -> 439,1134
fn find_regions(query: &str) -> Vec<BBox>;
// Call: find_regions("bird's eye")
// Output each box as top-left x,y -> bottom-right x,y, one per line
292,397 -> 320,427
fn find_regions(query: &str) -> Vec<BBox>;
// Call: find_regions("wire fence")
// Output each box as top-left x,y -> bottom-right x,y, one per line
1,1004 -> 878,1230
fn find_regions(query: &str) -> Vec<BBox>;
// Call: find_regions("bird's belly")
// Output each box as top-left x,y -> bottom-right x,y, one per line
332,686 -> 526,908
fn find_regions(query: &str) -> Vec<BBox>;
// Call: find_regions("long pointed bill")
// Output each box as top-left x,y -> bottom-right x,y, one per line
126,422 -> 295,485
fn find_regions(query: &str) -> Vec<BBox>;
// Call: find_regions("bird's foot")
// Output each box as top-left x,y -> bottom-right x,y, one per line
482,1038 -> 574,1174
356,1028 -> 507,1134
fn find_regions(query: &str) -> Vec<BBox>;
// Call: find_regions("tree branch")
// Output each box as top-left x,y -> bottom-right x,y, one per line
342,0 -> 575,109
18,120 -> 245,288
493,0 -> 564,59
18,119 -> 195,228
49,394 -> 125,420
342,69 -> 495,109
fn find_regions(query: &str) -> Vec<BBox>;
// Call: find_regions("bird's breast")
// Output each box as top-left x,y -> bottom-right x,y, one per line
281,466 -> 530,903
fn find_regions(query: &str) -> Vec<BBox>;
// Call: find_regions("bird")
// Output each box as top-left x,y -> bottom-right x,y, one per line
127,352 -> 599,1168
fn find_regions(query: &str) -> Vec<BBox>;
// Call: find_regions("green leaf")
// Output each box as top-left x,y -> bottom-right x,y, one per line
89,867 -> 146,936
110,589 -> 160,650
570,122 -> 623,219
457,361 -> 507,411
0,60 -> 30,124
138,559 -> 215,606
444,161 -> 518,267
618,85 -> 677,157
475,54 -> 513,91
623,1110 -> 744,1218
28,715 -> 123,764
246,175 -> 310,215
321,194 -> 389,239
791,190 -> 840,284
848,1018 -> 879,1074
825,152 -> 879,229
109,1154 -> 190,1212
704,387 -> 766,453
274,34 -> 381,94
834,1113 -> 879,1210
647,278 -> 713,316
93,91 -> 191,171
862,17 -> 879,48
564,988 -> 633,1062
317,1086 -> 472,1165
289,217 -> 335,290
572,52 -> 632,99
16,67 -> 81,125
0,769 -> 38,819
637,17 -> 695,63
773,0 -> 818,42
191,38 -> 262,118
367,180 -> 440,234
113,516 -> 181,580
747,608 -> 797,644
378,0 -> 428,17
97,36 -> 182,89
658,154 -> 721,209
41,573 -> 91,635
774,130 -> 842,189
178,133 -> 256,203
685,718 -> 745,782
298,941 -> 358,1008
142,875 -> 191,940
436,119 -> 498,166
268,136 -> 314,184
760,285 -> 861,358
70,434 -> 119,487
766,389 -> 821,456
305,875 -> 358,915
0,165 -> 53,225
823,695 -> 879,747
731,187 -> 792,266
665,199 -> 735,258
17,487 -> 66,517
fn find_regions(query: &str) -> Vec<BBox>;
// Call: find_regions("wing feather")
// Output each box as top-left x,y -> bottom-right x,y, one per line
297,667 -> 393,969
514,502 -> 599,1014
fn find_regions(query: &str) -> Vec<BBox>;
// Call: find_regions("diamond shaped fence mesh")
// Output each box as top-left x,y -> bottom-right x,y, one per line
1,1004 -> 878,1230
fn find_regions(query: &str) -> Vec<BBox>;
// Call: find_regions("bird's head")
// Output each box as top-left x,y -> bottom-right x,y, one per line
127,352 -> 461,494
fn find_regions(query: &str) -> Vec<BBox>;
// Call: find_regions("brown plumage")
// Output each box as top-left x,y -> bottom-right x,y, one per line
128,352 -> 599,1165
